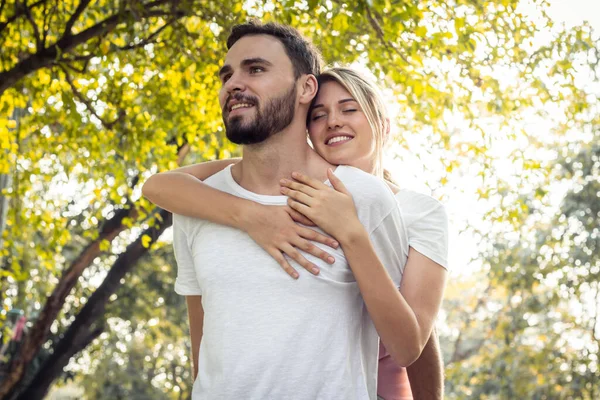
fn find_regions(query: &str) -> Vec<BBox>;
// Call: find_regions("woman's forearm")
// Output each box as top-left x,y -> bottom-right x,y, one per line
142,170 -> 257,229
340,226 -> 424,367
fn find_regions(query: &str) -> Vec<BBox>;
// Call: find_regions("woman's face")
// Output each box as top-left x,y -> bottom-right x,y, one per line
308,81 -> 377,174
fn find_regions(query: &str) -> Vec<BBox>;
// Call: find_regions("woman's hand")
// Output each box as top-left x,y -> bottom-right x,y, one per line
280,169 -> 364,243
240,203 -> 339,279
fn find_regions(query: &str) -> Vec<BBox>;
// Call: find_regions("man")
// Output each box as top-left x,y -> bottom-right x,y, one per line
172,21 -> 441,399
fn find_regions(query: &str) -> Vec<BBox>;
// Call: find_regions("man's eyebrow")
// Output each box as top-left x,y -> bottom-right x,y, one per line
241,57 -> 273,67
311,98 -> 357,110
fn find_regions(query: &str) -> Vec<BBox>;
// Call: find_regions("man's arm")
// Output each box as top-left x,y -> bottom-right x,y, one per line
406,327 -> 444,400
185,295 -> 204,379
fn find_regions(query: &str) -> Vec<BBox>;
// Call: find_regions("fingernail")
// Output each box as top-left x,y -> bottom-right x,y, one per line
280,179 -> 287,184
292,272 -> 299,279
327,256 -> 335,264
332,241 -> 339,248
312,266 -> 320,274
292,172 -> 299,178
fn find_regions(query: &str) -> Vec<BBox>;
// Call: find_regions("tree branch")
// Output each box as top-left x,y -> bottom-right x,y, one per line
13,323 -> 105,400
362,1 -> 409,64
117,17 -> 176,51
60,64 -> 123,129
23,0 -> 43,51
0,0 -> 178,95
0,0 -> 48,36
0,205 -> 136,398
62,0 -> 91,37
0,141 -> 189,397
13,208 -> 173,400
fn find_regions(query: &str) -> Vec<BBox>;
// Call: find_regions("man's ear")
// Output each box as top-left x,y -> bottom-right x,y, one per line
298,74 -> 318,105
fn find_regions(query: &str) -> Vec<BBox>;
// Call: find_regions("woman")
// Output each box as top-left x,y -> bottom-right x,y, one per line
143,67 -> 448,400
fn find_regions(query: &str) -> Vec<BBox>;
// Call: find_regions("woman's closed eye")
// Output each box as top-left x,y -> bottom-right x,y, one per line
312,113 -> 326,121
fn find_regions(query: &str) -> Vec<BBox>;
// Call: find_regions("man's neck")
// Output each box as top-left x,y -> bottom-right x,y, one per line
231,121 -> 334,195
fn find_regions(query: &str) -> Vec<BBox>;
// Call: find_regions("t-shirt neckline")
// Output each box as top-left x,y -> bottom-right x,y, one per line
223,164 -> 344,204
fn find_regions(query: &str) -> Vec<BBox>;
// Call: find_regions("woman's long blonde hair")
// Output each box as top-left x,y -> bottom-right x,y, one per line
311,67 -> 391,180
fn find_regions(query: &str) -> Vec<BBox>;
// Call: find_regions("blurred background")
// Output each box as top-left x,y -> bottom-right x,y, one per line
0,0 -> 598,399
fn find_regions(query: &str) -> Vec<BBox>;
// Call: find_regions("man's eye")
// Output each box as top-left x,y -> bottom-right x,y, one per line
250,66 -> 264,74
221,74 -> 231,83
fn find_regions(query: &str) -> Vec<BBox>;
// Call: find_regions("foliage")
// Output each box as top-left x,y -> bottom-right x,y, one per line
0,0 -> 598,398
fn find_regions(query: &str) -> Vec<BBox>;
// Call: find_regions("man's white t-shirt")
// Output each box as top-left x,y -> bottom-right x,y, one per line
173,165 -> 409,400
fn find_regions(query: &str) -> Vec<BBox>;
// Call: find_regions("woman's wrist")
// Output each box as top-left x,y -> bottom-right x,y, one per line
235,200 -> 263,232
337,221 -> 369,247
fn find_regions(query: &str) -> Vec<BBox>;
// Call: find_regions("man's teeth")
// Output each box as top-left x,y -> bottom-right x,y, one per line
327,136 -> 352,145
231,103 -> 252,111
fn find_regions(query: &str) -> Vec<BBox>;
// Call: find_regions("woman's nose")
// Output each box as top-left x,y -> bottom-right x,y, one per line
327,112 -> 342,130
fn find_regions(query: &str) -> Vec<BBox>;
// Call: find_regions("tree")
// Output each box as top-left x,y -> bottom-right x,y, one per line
0,0 -> 596,398
442,28 -> 600,397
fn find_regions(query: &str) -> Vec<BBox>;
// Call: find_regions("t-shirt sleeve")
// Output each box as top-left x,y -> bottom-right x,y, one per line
172,215 -> 203,296
369,208 -> 409,287
399,192 -> 449,269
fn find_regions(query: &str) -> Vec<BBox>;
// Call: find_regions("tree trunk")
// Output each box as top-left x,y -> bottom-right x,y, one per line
0,206 -> 135,399
0,174 -> 11,257
11,209 -> 173,400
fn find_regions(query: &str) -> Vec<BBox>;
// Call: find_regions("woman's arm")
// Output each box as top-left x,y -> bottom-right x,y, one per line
142,159 -> 241,221
142,161 -> 339,278
338,230 -> 447,367
280,170 -> 447,367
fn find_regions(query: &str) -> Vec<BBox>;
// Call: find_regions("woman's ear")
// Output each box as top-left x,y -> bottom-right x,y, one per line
383,118 -> 391,144
299,74 -> 318,105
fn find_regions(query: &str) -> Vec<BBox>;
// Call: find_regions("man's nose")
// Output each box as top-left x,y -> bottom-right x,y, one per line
224,72 -> 246,94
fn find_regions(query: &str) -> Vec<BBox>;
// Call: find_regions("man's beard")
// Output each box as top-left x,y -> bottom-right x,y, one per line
224,84 -> 297,145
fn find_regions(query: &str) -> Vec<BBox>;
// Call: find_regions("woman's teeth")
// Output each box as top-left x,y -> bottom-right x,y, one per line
327,136 -> 352,145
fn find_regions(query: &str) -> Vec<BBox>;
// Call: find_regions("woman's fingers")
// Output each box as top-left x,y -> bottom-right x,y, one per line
291,171 -> 329,190
297,225 -> 339,250
285,207 -> 316,226
268,249 -> 299,279
287,198 -> 312,218
280,178 -> 317,197
281,187 -> 313,206
293,235 -> 336,264
280,243 -> 320,275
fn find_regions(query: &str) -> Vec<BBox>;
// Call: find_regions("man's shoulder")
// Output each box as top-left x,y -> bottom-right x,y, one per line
203,166 -> 231,188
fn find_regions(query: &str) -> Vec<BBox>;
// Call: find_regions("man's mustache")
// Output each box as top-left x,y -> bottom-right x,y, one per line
224,94 -> 259,112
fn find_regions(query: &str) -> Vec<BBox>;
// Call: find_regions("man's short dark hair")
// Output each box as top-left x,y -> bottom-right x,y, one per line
227,20 -> 322,79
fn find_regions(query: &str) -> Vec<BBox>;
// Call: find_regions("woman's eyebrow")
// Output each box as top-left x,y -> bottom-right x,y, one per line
312,98 -> 356,109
